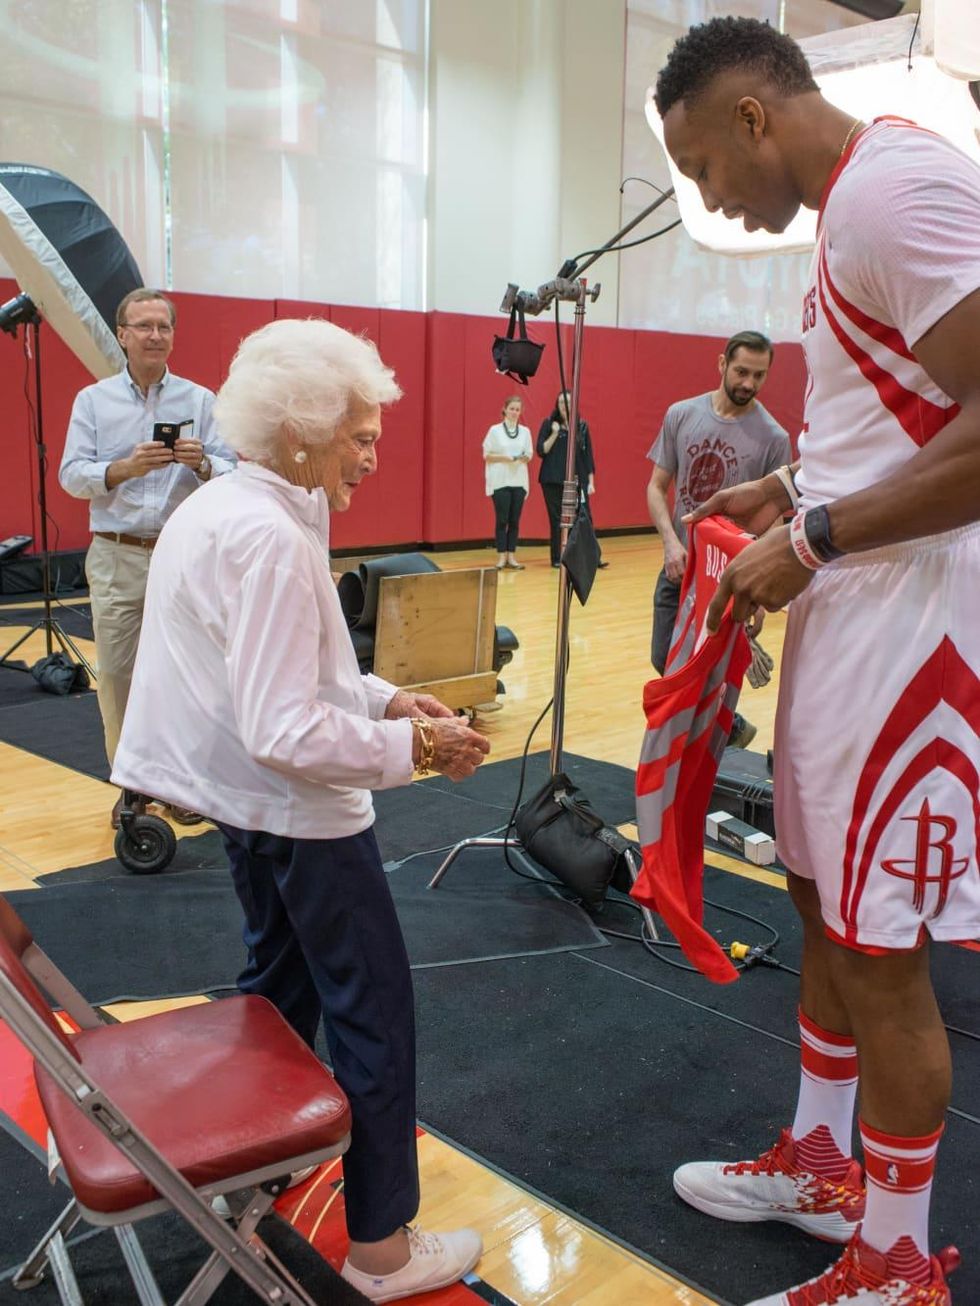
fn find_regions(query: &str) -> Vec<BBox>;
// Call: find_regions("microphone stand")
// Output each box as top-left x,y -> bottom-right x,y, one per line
428,190 -> 675,903
0,312 -> 97,680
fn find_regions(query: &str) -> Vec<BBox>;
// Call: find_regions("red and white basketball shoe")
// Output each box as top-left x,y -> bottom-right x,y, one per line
745,1234 -> 958,1305
673,1128 -> 865,1243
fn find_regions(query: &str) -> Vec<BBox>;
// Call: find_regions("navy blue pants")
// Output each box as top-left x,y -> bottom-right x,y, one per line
216,822 -> 419,1243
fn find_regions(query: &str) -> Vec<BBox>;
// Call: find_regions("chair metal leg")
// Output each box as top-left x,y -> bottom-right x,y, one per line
174,1187 -> 314,1306
175,1191 -> 270,1306
12,1198 -> 81,1289
40,1231 -> 84,1306
114,1225 -> 166,1306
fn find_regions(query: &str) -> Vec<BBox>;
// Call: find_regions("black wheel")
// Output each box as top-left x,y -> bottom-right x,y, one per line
114,814 -> 177,874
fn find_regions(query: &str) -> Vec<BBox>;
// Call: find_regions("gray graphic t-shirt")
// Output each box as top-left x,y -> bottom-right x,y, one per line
647,393 -> 791,546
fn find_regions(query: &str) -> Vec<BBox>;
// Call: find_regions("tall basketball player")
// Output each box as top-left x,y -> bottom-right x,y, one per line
656,17 -> 980,1306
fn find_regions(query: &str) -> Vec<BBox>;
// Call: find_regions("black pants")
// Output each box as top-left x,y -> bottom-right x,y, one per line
491,486 -> 526,553
542,483 -> 603,566
651,567 -> 681,674
217,822 -> 419,1243
541,482 -> 564,564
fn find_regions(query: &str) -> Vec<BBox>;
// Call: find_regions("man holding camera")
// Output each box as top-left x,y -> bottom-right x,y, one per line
59,288 -> 235,826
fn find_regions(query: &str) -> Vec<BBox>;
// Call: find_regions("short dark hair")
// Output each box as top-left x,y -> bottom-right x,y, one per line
725,331 -> 774,364
655,17 -> 818,118
116,288 -> 177,327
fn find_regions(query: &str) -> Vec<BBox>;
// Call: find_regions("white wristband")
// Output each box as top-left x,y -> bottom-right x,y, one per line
772,464 -> 799,511
789,511 -> 823,571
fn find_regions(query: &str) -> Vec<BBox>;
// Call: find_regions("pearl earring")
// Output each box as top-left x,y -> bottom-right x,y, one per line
294,450 -> 308,464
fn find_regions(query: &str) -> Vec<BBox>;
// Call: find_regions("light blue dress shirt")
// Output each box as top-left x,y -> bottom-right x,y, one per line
59,368 -> 236,535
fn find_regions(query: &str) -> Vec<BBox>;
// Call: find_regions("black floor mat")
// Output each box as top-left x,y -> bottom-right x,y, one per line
0,690 -> 105,777
0,1124 -> 74,1280
597,862 -> 980,1107
0,1130 -> 365,1304
0,603 -> 93,636
11,850 -> 606,1003
412,949 -> 979,1306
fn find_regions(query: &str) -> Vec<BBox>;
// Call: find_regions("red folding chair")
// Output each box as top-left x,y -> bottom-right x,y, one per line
0,894 -> 353,1305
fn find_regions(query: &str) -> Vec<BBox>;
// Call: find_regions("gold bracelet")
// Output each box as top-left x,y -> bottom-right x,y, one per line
412,717 -> 435,775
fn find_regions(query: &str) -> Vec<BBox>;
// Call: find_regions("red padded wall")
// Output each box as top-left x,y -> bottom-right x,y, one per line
0,277 -> 805,554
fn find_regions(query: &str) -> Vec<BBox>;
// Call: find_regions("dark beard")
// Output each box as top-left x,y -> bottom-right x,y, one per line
724,381 -> 754,407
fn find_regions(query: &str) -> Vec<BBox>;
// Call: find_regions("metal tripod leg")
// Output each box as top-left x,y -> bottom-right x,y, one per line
427,835 -> 538,889
0,622 -> 37,668
0,618 -> 96,681
50,622 -> 97,681
622,847 -> 661,942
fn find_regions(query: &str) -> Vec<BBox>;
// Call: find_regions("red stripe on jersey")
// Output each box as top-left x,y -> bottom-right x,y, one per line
819,244 -> 915,362
816,260 -> 959,449
839,637 -> 980,940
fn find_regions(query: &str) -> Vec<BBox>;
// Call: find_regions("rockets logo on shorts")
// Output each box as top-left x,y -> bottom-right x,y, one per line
840,636 -> 980,943
880,799 -> 969,915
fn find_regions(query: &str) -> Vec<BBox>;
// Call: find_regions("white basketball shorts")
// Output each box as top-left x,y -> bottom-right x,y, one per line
774,522 -> 980,952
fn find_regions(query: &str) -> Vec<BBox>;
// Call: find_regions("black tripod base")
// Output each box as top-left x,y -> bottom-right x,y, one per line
0,617 -> 96,681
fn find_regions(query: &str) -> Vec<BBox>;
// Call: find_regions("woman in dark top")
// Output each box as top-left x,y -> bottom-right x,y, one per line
536,391 -> 597,567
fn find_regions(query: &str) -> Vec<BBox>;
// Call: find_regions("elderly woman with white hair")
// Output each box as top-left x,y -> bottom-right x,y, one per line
112,318 -> 489,1302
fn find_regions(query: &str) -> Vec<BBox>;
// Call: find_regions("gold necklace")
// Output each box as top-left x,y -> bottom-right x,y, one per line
839,117 -> 863,159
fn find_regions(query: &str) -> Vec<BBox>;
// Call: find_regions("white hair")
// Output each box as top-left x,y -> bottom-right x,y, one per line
213,318 -> 401,460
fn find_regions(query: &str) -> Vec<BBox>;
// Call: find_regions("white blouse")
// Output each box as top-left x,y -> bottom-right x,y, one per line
482,422 -> 532,496
111,462 -> 414,838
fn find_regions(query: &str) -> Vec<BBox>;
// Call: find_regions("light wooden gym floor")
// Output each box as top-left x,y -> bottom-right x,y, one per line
0,532 -> 788,1304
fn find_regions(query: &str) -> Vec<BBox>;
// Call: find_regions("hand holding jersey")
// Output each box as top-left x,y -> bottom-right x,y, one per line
682,466 -> 806,631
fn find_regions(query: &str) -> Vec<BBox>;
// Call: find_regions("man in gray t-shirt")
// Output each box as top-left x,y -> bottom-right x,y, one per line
646,331 -> 791,742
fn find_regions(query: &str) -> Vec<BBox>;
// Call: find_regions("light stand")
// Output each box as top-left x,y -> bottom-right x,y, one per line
0,299 -> 96,679
428,190 -> 674,921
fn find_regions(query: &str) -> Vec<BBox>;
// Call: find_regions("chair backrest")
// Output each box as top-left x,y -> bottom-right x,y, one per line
0,927 -> 79,1059
0,893 -> 33,957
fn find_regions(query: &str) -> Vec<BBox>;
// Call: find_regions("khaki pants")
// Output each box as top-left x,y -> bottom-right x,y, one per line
85,535 -> 153,765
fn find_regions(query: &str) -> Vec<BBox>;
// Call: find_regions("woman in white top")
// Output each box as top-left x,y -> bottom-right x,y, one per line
482,395 -> 533,570
112,318 -> 490,1303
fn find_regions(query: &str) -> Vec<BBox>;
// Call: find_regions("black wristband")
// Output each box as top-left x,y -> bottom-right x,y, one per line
802,504 -> 845,563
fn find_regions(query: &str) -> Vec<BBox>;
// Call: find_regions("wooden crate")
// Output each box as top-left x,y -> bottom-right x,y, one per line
372,567 -> 499,710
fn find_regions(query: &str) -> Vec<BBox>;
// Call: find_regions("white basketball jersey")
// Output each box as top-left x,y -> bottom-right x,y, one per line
796,118 -> 980,510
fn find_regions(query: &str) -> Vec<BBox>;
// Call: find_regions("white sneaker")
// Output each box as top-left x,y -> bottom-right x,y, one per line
341,1226 -> 482,1303
673,1128 -> 865,1243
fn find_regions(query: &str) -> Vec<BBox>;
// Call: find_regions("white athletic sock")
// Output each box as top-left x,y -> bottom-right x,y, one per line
791,1007 -> 858,1181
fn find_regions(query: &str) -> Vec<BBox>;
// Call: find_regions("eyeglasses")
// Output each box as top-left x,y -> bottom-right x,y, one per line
121,321 -> 174,336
